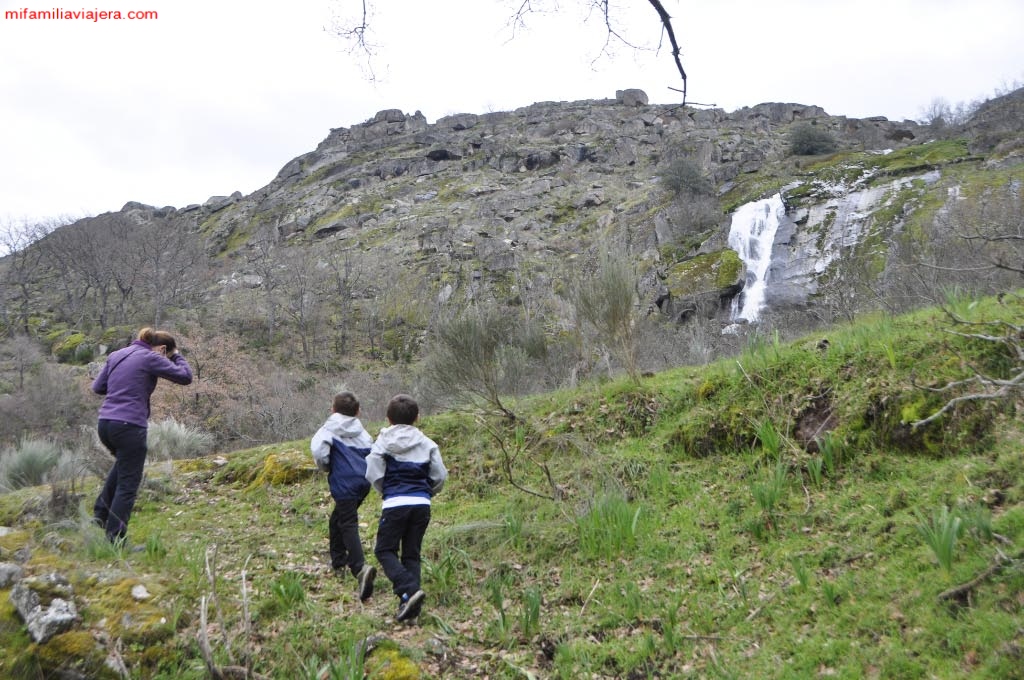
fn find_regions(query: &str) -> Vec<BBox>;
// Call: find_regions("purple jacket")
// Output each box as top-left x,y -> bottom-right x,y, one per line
92,340 -> 193,428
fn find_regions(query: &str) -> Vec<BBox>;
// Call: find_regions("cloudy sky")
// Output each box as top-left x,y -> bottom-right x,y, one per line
1,0 -> 1022,225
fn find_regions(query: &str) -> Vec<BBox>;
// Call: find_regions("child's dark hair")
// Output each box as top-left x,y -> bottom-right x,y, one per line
386,394 -> 419,425
333,392 -> 360,417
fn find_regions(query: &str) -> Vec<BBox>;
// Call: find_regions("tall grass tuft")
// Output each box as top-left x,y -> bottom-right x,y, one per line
304,637 -> 367,680
147,418 -> 215,461
751,460 -> 788,523
577,493 -> 642,558
755,419 -> 784,458
424,548 -> 471,605
504,510 -> 525,550
83,522 -> 120,560
957,503 -> 993,541
806,456 -> 825,488
483,567 -> 514,646
265,572 -> 306,615
817,432 -> 845,477
0,438 -> 62,491
916,505 -> 963,573
520,586 -> 542,639
790,556 -> 812,591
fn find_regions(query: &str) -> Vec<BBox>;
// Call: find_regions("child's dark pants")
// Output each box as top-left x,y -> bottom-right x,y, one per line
330,497 -> 367,575
374,505 -> 431,597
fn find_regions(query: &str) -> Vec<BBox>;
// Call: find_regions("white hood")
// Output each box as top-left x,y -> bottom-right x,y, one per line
323,413 -> 370,440
374,424 -> 428,456
310,413 -> 372,470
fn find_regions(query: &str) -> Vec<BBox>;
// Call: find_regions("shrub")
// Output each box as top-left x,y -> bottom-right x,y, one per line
0,438 -> 62,491
661,157 -> 714,197
790,123 -> 838,155
147,418 -> 215,460
421,305 -> 547,419
570,251 -> 641,381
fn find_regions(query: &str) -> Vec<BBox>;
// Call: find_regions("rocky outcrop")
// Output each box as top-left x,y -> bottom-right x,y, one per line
9,572 -> 78,643
962,87 -> 1024,155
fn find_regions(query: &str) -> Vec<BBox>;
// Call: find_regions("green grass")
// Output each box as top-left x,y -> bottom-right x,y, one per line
1,292 -> 1022,678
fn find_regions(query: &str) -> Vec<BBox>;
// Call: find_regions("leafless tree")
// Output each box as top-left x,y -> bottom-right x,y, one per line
0,218 -> 61,335
131,218 -> 208,326
277,246 -> 331,365
33,215 -> 134,328
919,96 -> 982,131
246,233 -> 283,346
0,360 -> 91,445
911,298 -> 1023,429
945,180 -> 1024,281
0,335 -> 44,391
321,241 -> 365,356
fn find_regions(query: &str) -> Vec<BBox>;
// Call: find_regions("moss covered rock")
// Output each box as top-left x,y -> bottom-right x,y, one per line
659,249 -> 745,322
245,449 -> 318,490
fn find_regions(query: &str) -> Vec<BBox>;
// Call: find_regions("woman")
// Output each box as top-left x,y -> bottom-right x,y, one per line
92,327 -> 193,543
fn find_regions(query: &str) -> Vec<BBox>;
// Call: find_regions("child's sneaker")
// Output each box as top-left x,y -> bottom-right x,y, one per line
395,589 -> 425,622
356,564 -> 376,602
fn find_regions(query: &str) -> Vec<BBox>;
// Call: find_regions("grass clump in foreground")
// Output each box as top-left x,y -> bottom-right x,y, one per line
0,292 -> 1022,678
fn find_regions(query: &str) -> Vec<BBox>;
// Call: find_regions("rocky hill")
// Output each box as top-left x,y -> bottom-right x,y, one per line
2,87 -> 1022,446
118,89 -> 932,325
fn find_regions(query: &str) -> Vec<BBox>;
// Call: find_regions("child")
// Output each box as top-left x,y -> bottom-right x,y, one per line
310,391 -> 376,601
365,394 -> 448,622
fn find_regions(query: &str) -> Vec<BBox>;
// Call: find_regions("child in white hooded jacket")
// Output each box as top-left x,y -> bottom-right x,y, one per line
311,391 -> 376,601
365,393 -> 447,622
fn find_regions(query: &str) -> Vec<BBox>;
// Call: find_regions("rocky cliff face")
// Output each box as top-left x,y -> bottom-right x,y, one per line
128,90 -> 927,329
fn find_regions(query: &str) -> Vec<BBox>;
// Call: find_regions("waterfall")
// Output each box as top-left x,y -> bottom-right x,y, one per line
727,193 -> 785,322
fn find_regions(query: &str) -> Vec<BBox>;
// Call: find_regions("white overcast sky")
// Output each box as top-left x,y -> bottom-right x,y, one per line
1,0 -> 1022,225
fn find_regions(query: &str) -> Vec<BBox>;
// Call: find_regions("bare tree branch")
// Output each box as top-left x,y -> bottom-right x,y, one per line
911,312 -> 1024,428
646,0 -> 687,103
331,0 -> 687,101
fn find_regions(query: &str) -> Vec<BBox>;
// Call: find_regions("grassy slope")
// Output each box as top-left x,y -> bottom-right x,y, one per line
1,293 -> 1023,679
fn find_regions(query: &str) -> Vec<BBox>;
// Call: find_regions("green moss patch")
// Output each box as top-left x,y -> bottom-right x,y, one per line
664,249 -> 742,296
245,448 -> 317,490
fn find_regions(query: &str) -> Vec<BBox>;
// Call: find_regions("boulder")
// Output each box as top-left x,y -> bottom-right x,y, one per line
0,562 -> 24,587
9,573 -> 79,643
616,89 -> 649,107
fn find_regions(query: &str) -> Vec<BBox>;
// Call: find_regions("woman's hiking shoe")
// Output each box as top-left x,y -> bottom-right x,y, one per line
357,565 -> 376,602
395,590 -> 425,622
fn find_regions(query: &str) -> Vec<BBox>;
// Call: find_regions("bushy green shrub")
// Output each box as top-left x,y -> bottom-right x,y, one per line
0,438 -> 62,491
147,418 -> 215,460
790,123 -> 838,155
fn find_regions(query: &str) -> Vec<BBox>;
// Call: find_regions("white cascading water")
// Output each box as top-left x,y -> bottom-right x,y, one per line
727,193 -> 786,322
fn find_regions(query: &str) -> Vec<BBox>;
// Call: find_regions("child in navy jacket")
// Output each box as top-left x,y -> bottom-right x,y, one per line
311,391 -> 376,601
365,394 -> 447,622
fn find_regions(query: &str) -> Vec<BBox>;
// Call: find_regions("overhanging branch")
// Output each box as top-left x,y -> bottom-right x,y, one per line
647,0 -> 687,104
